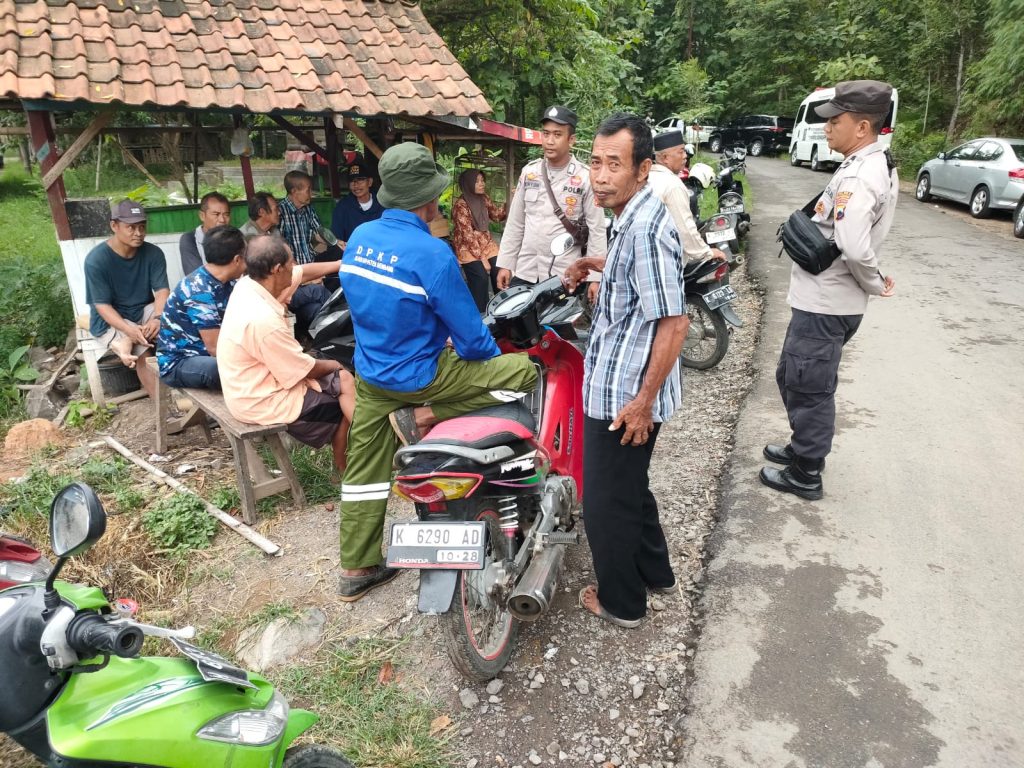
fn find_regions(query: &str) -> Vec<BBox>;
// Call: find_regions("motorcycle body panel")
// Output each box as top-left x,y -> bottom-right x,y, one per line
500,330 -> 585,497
47,656 -> 290,768
0,586 -> 62,732
54,580 -> 110,611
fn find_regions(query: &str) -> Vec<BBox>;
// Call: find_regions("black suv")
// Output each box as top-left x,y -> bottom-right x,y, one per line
709,115 -> 795,156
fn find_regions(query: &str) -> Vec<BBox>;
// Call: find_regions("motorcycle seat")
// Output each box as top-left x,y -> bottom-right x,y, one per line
417,401 -> 536,450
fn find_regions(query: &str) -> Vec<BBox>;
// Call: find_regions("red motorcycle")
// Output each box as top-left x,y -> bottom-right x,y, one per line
386,276 -> 584,681
0,534 -> 51,591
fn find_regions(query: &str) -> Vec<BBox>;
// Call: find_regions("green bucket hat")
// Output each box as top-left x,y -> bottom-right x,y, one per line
376,143 -> 449,210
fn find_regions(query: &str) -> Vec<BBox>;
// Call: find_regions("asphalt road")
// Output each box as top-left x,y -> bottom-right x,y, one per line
683,155 -> 1024,767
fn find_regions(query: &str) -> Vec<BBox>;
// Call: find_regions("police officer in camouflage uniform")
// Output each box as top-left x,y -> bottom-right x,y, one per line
496,105 -> 607,302
760,80 -> 897,500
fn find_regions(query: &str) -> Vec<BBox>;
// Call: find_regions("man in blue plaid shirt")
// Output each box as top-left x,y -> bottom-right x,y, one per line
277,170 -> 331,335
564,112 -> 690,629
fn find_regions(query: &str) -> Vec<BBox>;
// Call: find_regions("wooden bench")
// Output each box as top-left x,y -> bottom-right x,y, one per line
149,359 -> 306,524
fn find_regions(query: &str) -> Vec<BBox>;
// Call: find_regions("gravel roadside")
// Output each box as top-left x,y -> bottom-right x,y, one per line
443,261 -> 765,768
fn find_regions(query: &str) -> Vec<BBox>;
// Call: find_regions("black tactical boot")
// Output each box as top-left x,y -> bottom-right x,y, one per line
758,456 -> 824,500
763,443 -> 795,465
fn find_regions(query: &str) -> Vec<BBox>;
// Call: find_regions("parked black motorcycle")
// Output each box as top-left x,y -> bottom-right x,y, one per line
681,253 -> 737,369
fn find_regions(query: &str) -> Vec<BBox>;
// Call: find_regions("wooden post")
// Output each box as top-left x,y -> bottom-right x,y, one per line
191,111 -> 199,202
24,108 -> 71,240
94,133 -> 102,192
341,117 -> 383,159
325,115 -> 340,199
234,114 -> 256,200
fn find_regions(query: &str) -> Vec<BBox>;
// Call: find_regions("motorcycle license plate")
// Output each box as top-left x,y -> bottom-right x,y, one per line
386,521 -> 486,570
171,638 -> 257,689
705,228 -> 735,244
703,285 -> 738,310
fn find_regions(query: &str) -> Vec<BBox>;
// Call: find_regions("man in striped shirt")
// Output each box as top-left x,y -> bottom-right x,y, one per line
565,113 -> 690,628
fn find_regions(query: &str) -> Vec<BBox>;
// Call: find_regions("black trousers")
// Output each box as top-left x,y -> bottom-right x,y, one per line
583,416 -> 674,621
461,257 -> 498,313
775,308 -> 863,461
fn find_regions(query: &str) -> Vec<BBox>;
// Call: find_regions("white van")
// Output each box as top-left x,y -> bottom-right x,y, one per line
789,86 -> 898,171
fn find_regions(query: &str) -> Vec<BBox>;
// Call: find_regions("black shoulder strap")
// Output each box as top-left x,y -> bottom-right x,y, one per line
801,191 -> 825,216
540,160 -> 583,240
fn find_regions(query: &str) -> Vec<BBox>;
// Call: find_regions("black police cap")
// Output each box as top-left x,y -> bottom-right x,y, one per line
814,80 -> 893,118
541,105 -> 578,129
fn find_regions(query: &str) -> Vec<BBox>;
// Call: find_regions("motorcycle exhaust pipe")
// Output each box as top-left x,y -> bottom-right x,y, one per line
731,253 -> 745,267
507,544 -> 566,621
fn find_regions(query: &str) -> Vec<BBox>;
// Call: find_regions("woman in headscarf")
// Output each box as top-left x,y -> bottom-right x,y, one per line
451,168 -> 507,312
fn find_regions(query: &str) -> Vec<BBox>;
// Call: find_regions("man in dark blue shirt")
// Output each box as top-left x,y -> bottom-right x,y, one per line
84,200 -> 169,399
156,226 -> 247,389
330,154 -> 383,249
335,142 -> 538,602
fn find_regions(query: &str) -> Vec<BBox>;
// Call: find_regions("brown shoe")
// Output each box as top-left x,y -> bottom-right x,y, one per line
337,566 -> 400,602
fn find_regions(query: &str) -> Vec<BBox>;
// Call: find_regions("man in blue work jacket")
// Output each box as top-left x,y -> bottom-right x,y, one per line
336,142 -> 538,602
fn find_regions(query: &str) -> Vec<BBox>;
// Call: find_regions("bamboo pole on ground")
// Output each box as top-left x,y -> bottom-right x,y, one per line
97,435 -> 282,557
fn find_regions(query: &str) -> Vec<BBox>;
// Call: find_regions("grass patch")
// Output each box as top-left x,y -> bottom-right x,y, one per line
245,600 -> 299,628
276,639 -> 453,768
290,445 -> 339,505
142,492 -> 218,558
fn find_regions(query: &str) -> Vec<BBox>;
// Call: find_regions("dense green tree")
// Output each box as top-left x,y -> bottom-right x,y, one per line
964,0 -> 1024,134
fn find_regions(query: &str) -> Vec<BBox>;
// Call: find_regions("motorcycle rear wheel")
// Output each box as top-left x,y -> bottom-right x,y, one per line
441,501 -> 519,682
681,295 -> 730,370
283,744 -> 356,767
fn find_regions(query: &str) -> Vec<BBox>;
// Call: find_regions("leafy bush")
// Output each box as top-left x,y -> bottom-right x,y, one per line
142,493 -> 217,557
890,123 -> 947,177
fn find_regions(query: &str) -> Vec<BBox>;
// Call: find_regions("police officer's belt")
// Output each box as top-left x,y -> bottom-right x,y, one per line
777,191 -> 840,275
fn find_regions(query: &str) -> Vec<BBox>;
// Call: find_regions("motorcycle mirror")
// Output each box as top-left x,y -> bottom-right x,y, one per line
315,226 -> 339,248
550,233 -> 575,257
49,483 -> 106,559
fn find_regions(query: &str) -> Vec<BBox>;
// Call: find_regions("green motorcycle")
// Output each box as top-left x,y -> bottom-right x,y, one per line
0,482 -> 353,768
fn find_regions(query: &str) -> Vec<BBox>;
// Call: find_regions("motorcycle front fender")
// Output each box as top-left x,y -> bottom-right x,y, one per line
417,570 -> 458,615
275,708 -> 319,766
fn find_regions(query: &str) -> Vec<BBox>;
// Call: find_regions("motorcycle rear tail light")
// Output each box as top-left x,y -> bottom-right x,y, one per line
881,127 -> 893,135
395,476 -> 480,503
1008,168 -> 1024,180
0,558 -> 50,585
713,216 -> 728,228
714,263 -> 729,280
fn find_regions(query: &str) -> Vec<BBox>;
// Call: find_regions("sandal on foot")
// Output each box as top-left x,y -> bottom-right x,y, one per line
388,407 -> 420,446
578,586 -> 642,629
337,566 -> 400,602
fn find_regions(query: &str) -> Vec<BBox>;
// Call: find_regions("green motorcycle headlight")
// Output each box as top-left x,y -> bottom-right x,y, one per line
196,691 -> 289,746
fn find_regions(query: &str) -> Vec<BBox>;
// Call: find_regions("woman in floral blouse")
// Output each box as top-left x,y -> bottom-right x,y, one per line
452,169 -> 507,312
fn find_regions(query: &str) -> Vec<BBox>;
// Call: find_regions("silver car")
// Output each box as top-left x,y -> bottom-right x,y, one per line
915,137 -> 1024,218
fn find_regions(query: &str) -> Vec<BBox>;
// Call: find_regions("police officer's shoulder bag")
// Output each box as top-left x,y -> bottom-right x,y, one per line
541,161 -> 589,254
777,191 -> 840,275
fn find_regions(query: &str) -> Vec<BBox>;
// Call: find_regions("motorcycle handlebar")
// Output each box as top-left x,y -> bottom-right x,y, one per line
66,613 -> 144,659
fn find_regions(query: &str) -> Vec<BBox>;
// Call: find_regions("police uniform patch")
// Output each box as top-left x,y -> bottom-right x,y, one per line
836,191 -> 853,205
526,172 -> 537,181
814,200 -> 826,216
565,206 -> 576,217
565,196 -> 578,206
570,175 -> 582,186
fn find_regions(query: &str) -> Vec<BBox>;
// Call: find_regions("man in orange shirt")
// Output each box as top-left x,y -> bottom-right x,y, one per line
217,235 -> 354,473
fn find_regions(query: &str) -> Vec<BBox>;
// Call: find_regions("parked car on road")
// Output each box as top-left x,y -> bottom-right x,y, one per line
789,86 -> 898,171
654,116 -> 720,147
708,115 -> 794,156
915,137 -> 1024,219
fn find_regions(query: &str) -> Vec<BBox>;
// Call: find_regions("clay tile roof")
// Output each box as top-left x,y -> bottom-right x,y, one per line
0,0 -> 490,117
